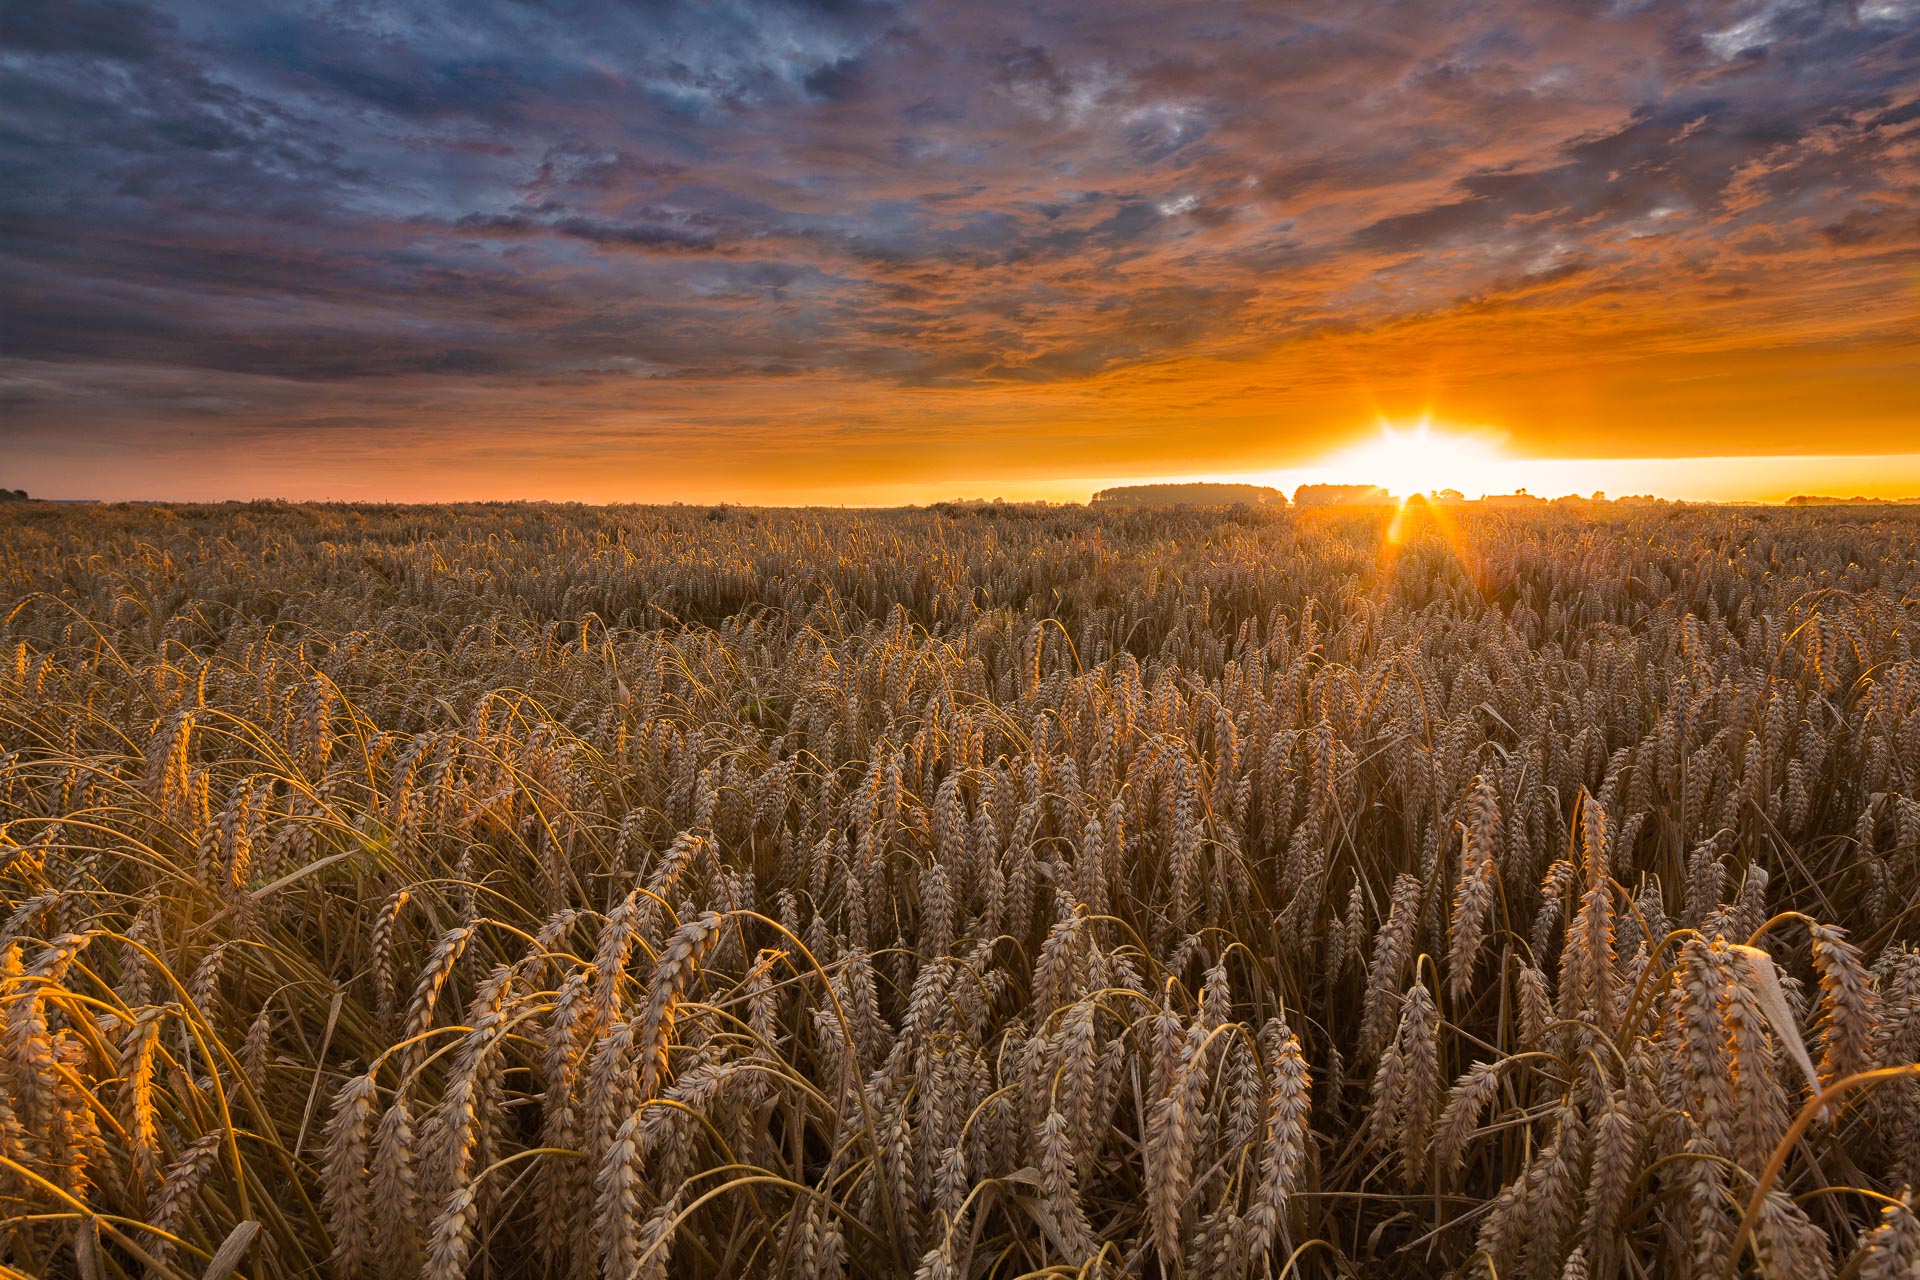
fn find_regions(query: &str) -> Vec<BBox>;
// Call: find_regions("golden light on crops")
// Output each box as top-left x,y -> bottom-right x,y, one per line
7,498 -> 1920,1279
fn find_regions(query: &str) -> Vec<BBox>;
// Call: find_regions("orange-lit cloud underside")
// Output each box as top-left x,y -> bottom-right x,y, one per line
3,1 -> 1917,503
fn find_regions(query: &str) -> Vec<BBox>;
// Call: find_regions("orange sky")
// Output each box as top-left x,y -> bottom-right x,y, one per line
3,0 -> 1917,503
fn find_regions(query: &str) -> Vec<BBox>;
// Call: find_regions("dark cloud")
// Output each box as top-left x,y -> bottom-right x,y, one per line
3,0 -> 1917,495
2,0 -> 175,60
451,211 -> 720,251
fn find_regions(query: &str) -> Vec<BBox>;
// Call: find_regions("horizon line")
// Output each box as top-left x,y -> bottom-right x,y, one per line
16,447 -> 1920,508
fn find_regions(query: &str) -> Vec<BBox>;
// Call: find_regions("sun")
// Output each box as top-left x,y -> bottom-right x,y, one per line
1322,417 -> 1506,499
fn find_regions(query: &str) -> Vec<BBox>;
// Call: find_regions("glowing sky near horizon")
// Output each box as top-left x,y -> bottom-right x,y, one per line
2,0 -> 1918,503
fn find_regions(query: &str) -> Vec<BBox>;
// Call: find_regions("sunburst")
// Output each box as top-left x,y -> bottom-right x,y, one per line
1323,417 -> 1506,499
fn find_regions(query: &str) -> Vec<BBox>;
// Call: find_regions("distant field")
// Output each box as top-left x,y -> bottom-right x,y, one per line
4,500 -> 1920,1278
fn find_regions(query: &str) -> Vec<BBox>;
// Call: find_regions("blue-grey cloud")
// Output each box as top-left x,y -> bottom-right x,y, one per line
2,0 -> 1917,493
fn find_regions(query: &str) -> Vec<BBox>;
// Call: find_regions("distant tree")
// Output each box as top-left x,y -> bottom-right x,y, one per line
0,488 -> 28,502
1785,494 -> 1907,506
1292,483 -> 1390,507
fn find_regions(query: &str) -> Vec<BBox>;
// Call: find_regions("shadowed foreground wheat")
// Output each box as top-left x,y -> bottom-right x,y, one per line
4,498 -> 1920,1278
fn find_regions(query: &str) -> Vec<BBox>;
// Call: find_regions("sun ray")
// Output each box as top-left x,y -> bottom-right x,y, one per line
1320,419 -> 1509,500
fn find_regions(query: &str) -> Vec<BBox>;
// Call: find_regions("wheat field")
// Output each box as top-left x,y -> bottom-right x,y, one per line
4,498 -> 1920,1279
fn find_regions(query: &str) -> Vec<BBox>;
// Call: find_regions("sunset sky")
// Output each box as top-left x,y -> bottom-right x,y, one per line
3,0 -> 1917,503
